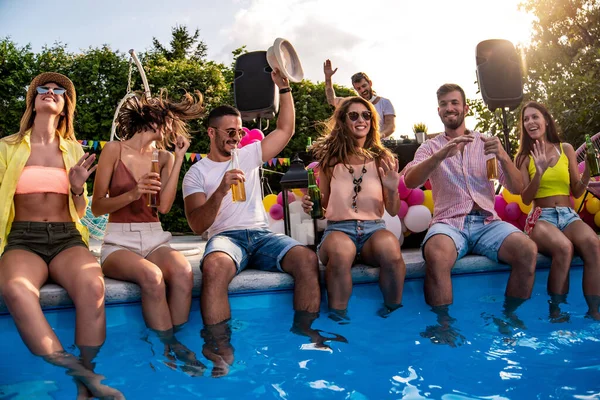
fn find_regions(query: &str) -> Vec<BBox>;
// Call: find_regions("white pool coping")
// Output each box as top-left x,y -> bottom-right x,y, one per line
0,236 -> 584,314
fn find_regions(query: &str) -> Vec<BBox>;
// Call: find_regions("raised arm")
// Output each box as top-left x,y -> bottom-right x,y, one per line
183,168 -> 244,235
260,69 -> 295,162
516,154 -> 537,205
483,135 -> 523,195
67,146 -> 96,218
379,156 -> 401,215
324,59 -> 342,108
564,143 -> 590,198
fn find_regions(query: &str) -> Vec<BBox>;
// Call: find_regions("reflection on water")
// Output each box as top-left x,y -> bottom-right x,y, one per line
1,268 -> 600,399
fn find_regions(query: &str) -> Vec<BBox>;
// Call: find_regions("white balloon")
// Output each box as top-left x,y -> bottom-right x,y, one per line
398,232 -> 405,247
270,219 -> 285,234
289,201 -> 304,214
404,205 -> 432,233
382,210 -> 402,239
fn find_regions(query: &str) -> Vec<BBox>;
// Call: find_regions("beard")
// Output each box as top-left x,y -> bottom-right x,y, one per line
441,111 -> 465,130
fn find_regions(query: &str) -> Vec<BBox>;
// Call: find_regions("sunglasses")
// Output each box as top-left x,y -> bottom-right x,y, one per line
346,111 -> 372,122
36,86 -> 66,95
211,127 -> 246,138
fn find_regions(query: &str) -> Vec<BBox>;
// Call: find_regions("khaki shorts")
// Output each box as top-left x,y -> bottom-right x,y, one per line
101,222 -> 172,265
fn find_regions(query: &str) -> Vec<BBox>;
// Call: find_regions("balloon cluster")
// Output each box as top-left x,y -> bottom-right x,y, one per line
494,162 -> 600,232
238,128 -> 265,148
393,176 -> 434,246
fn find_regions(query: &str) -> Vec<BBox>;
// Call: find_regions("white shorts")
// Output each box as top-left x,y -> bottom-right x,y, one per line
100,222 -> 172,265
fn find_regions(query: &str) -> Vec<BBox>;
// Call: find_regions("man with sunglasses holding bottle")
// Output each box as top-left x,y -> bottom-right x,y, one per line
183,69 -> 340,376
323,59 -> 396,139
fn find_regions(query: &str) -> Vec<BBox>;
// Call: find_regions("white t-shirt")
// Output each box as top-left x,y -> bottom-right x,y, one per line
372,96 -> 395,130
182,142 -> 269,238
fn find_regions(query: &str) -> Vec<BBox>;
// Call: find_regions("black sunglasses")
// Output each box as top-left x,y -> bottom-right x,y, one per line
211,127 -> 246,138
36,86 -> 66,96
346,111 -> 372,122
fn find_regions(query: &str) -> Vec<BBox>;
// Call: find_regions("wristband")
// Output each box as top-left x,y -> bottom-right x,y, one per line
70,187 -> 84,197
279,87 -> 292,94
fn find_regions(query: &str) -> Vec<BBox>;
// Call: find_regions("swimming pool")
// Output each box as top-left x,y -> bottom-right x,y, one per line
1,267 -> 599,399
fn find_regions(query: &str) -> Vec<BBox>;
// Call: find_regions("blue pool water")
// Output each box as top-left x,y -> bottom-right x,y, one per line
1,267 -> 600,399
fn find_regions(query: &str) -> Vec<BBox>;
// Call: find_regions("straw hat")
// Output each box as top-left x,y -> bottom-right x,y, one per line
26,72 -> 76,106
266,38 -> 304,83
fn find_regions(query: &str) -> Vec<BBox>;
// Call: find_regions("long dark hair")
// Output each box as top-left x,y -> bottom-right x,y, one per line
515,101 -> 561,169
311,96 -> 393,178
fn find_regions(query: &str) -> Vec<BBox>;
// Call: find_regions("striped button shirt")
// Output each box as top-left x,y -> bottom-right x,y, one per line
404,131 -> 507,230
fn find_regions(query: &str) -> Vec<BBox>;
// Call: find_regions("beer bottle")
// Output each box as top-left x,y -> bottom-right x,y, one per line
306,137 -> 312,152
307,168 -> 323,219
148,149 -> 161,207
230,148 -> 246,202
585,134 -> 600,177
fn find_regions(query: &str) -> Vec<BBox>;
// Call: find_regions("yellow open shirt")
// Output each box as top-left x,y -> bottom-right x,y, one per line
0,130 -> 89,254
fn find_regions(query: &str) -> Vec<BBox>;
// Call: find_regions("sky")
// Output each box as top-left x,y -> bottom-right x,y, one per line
0,0 -> 535,139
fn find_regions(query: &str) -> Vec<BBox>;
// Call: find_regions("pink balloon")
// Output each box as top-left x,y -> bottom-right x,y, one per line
578,161 -> 586,174
398,176 -> 413,200
242,127 -> 250,134
398,200 -> 409,219
276,191 -> 296,206
406,188 -> 425,206
505,202 -> 521,221
424,180 -> 432,190
307,161 -> 319,171
494,195 -> 508,220
248,129 -> 265,141
518,213 -> 527,230
239,134 -> 252,148
247,139 -> 260,145
269,203 -> 284,220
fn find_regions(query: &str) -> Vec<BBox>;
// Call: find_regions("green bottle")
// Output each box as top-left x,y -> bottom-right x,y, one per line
306,137 -> 312,152
307,168 -> 323,219
585,134 -> 600,177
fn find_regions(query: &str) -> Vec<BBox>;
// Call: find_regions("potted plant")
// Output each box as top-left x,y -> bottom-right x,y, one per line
412,123 -> 428,143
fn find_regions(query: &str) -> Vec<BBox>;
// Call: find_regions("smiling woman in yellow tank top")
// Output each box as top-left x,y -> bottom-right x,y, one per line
515,101 -> 600,320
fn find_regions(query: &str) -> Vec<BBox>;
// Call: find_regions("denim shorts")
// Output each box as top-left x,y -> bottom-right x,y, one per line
537,207 -> 580,231
318,219 -> 386,256
422,212 -> 521,262
201,229 -> 302,274
2,221 -> 87,264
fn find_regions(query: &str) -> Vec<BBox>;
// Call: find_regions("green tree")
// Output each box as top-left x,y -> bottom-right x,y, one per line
0,38 -> 35,137
520,0 -> 600,146
150,25 -> 208,62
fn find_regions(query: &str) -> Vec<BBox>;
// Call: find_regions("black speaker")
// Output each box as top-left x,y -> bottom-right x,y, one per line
234,51 -> 278,121
476,39 -> 523,111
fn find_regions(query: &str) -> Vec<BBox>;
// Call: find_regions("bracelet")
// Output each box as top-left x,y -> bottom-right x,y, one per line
279,87 -> 292,94
70,187 -> 84,197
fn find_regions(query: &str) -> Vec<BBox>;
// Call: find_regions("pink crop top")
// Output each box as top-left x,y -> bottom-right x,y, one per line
326,161 -> 384,221
15,166 -> 69,195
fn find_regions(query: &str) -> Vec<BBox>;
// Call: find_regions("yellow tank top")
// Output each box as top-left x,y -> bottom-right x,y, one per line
528,143 -> 570,198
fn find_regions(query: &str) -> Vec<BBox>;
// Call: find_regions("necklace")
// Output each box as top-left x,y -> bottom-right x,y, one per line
343,157 -> 368,213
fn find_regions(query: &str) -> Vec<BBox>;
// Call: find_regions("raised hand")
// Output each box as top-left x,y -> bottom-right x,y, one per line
323,59 -> 338,79
434,134 -> 474,161
531,140 -> 550,175
132,172 -> 161,200
271,68 -> 290,89
68,153 -> 98,193
378,156 -> 400,191
174,135 -> 190,159
217,169 -> 245,196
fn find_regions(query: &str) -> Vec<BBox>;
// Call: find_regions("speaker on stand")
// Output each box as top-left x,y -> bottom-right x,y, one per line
475,39 -> 524,155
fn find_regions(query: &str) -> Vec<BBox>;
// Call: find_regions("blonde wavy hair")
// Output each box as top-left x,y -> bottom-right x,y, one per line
311,96 -> 394,178
116,89 -> 205,149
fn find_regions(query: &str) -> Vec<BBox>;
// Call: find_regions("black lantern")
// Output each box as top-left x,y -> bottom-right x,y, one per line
279,154 -> 319,247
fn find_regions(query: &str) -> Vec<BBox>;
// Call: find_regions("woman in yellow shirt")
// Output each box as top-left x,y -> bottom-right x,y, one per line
0,73 -> 122,398
515,101 -> 600,320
